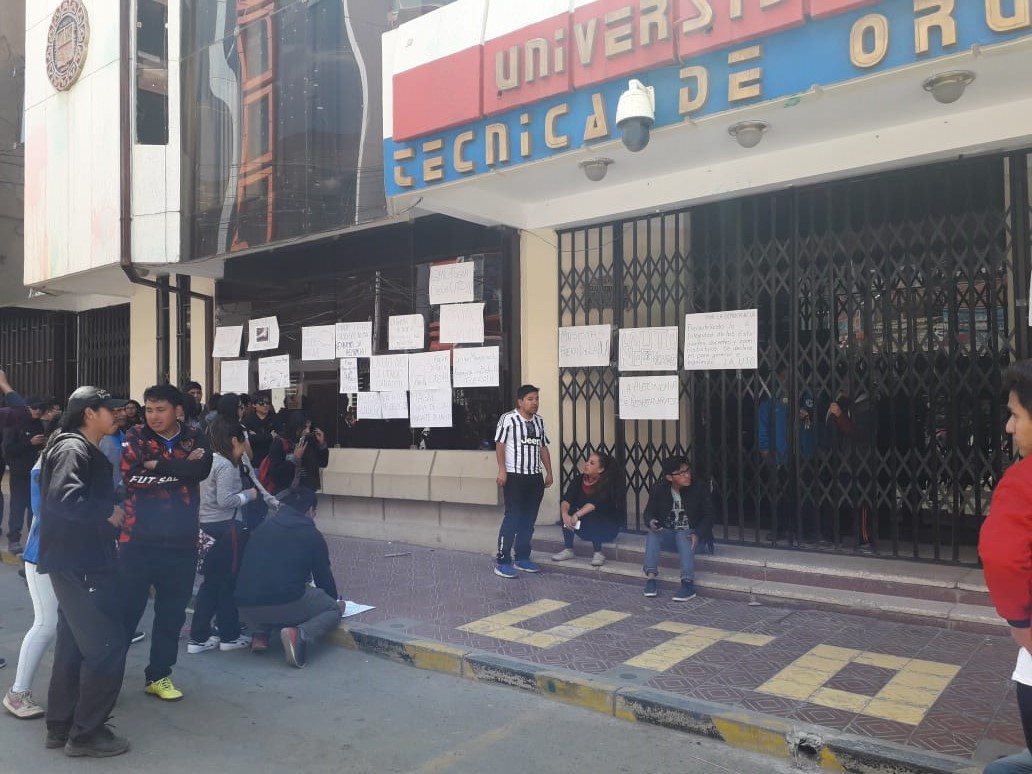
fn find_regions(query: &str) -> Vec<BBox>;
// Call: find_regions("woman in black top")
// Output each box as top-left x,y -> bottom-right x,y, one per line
552,451 -> 621,567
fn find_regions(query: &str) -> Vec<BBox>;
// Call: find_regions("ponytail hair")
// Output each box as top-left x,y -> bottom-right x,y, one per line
207,416 -> 246,462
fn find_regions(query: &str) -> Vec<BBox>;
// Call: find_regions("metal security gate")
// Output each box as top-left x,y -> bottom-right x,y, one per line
558,151 -> 1032,564
77,305 -> 131,398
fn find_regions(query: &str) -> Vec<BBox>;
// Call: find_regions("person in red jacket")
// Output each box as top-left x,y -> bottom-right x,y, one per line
980,359 -> 1032,773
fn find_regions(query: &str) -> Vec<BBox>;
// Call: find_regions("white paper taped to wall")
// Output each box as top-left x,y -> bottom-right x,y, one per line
409,388 -> 452,428
248,317 -> 280,352
453,347 -> 499,387
357,392 -> 382,420
220,360 -> 250,393
335,321 -> 373,358
619,326 -> 678,372
258,354 -> 291,389
619,375 -> 680,420
559,325 -> 611,368
388,314 -> 425,350
370,354 -> 409,392
212,326 -> 243,358
380,391 -> 409,419
408,350 -> 451,391
429,262 -> 475,305
438,303 -> 484,344
339,358 -> 359,393
683,310 -> 758,371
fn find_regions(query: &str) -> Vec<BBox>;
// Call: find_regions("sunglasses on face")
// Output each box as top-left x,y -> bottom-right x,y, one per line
254,400 -> 269,406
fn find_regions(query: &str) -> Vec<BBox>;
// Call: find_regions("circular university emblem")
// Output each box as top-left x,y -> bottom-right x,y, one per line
46,0 -> 90,91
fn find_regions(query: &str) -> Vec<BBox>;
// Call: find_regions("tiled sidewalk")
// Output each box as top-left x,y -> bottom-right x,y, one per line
328,535 -> 1024,763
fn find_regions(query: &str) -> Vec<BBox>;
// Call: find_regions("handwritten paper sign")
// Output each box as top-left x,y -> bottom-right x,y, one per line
683,309 -> 758,371
357,392 -> 382,420
408,350 -> 451,391
370,354 -> 409,392
380,391 -> 409,419
212,326 -> 243,358
335,321 -> 373,359
248,317 -> 280,352
439,303 -> 485,344
389,314 -> 425,351
619,376 -> 680,420
619,326 -> 678,372
453,346 -> 499,388
409,388 -> 453,428
429,262 -> 475,305
339,358 -> 359,393
301,325 -> 336,361
220,360 -> 250,394
258,354 -> 291,389
558,325 -> 611,368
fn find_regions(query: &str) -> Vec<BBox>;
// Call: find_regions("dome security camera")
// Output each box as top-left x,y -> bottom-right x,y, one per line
615,79 -> 655,153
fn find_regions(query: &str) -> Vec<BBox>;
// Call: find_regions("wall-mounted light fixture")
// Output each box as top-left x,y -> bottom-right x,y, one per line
728,120 -> 769,149
579,157 -> 614,182
922,70 -> 975,104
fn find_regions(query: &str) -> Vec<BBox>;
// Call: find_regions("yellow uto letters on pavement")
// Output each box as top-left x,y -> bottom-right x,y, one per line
459,600 -> 629,649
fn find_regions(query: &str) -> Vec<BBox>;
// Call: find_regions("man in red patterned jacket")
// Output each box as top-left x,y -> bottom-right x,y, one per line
120,384 -> 212,702
980,359 -> 1032,773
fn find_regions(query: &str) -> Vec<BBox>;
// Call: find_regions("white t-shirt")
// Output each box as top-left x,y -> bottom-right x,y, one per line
1013,647 -> 1032,686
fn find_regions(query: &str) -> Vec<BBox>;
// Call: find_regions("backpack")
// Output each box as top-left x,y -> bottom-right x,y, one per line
257,436 -> 293,494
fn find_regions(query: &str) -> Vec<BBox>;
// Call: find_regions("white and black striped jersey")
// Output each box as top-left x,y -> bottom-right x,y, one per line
494,410 -> 550,474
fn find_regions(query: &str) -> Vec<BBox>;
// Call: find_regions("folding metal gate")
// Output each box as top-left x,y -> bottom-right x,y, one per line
558,151 -> 1032,564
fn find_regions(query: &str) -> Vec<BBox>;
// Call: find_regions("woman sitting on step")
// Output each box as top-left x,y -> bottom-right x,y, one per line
552,451 -> 620,567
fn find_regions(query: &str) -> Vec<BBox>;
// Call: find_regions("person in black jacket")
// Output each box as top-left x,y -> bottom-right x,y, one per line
552,451 -> 621,567
235,487 -> 341,668
1,397 -> 52,553
264,412 -> 329,493
241,392 -> 280,466
37,386 -> 131,758
641,455 -> 714,601
119,384 -> 212,702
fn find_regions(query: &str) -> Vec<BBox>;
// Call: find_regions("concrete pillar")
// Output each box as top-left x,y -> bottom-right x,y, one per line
129,283 -> 157,400
519,228 -> 561,517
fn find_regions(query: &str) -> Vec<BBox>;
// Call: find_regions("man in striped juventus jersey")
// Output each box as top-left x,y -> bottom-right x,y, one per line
494,385 -> 553,578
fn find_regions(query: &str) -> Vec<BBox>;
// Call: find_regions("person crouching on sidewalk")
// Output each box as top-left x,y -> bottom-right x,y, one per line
235,487 -> 343,668
642,455 -> 714,602
980,360 -> 1032,774
552,451 -> 620,567
188,418 -> 277,655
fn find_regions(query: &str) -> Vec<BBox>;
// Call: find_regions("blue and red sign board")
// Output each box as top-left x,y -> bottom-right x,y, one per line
386,0 -> 1032,195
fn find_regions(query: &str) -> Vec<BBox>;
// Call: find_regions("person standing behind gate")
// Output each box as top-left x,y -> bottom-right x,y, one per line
120,385 -> 212,702
494,385 -> 553,579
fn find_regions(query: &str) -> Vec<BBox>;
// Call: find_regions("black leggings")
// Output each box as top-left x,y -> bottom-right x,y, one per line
1019,682 -> 1032,752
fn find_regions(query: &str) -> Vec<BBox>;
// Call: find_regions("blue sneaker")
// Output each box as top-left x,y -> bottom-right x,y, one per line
643,578 -> 658,597
672,580 -> 697,601
513,560 -> 541,573
494,563 -> 519,579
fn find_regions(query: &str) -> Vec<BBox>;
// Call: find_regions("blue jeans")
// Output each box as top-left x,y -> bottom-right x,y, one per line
985,750 -> 1032,773
643,528 -> 695,581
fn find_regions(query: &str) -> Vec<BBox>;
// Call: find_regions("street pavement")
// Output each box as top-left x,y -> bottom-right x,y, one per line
0,560 -> 797,774
326,535 -> 1025,769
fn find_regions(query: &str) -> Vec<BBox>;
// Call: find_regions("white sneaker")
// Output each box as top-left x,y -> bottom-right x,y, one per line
187,636 -> 219,654
590,552 -> 606,567
219,634 -> 253,651
551,548 -> 575,561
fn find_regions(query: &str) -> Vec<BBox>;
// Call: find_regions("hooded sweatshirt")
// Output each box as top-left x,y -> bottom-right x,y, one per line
235,505 -> 338,607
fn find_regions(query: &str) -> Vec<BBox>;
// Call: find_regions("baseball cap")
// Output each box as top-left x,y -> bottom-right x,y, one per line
66,386 -> 129,413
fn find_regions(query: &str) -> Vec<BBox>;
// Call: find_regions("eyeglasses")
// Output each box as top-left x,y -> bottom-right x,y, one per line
671,468 -> 692,477
254,400 -> 269,406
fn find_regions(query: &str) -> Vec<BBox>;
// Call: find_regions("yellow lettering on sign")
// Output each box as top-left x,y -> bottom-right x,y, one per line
728,45 -> 763,102
453,131 -> 475,174
485,123 -> 510,166
545,104 -> 571,149
679,65 -> 709,115
525,38 -> 549,83
986,0 -> 1031,32
520,112 -> 532,158
554,26 -> 567,74
681,0 -> 714,34
575,18 -> 599,66
496,47 -> 519,91
640,0 -> 670,47
393,148 -> 415,188
914,0 -> 957,55
583,92 -> 610,141
730,0 -> 745,19
851,13 -> 890,68
604,7 -> 635,58
421,139 -> 444,183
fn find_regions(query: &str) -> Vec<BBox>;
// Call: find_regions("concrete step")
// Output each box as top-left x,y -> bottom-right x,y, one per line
532,526 -> 1003,634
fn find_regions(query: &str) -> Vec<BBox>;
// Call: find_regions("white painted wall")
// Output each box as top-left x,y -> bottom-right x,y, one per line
24,0 -> 122,286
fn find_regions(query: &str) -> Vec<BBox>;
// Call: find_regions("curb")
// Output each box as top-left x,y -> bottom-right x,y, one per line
330,620 -> 984,774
